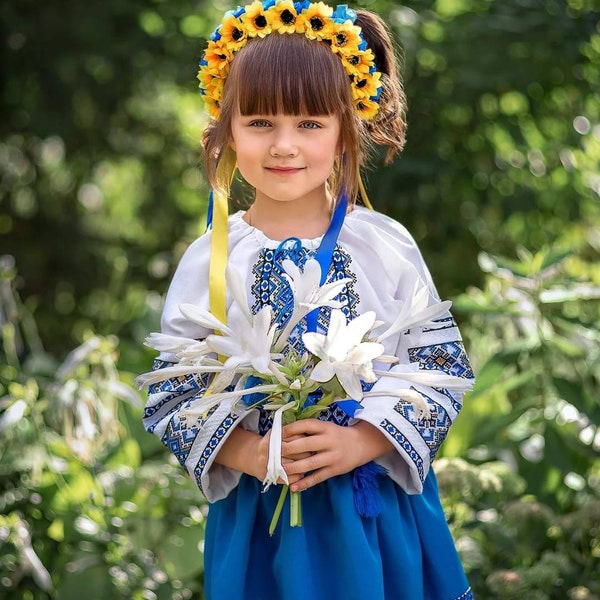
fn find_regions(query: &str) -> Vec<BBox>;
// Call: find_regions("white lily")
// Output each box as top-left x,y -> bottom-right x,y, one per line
303,309 -> 385,400
273,258 -> 352,351
362,387 -> 433,420
180,302 -> 229,334
205,305 -> 279,374
263,400 -> 295,491
183,383 -> 280,420
377,282 -> 453,342
134,364 -> 231,389
144,333 -> 210,364
373,362 -> 474,392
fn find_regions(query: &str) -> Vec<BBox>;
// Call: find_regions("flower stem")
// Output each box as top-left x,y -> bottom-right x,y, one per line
290,490 -> 302,527
268,485 -> 289,536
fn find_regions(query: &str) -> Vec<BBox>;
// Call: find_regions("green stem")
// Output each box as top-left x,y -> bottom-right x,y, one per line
290,490 -> 302,527
268,485 -> 289,536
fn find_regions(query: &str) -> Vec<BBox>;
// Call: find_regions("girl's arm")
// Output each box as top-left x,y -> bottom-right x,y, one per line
143,358 -> 253,502
353,311 -> 474,494
279,315 -> 473,495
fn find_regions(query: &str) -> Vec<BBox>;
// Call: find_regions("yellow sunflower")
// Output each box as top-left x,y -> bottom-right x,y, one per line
340,48 -> 376,78
297,2 -> 334,40
218,13 -> 248,51
206,98 -> 221,120
330,21 -> 362,57
202,40 -> 232,74
241,0 -> 272,38
270,0 -> 300,34
355,97 -> 379,120
351,71 -> 382,100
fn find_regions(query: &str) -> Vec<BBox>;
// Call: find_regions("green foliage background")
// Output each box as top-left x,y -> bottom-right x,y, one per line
1,0 -> 599,598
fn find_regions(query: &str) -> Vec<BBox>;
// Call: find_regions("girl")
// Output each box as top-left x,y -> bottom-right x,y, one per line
142,2 -> 475,599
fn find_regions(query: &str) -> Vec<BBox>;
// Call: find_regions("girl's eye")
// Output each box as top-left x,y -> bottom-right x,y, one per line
249,119 -> 270,128
300,121 -> 321,130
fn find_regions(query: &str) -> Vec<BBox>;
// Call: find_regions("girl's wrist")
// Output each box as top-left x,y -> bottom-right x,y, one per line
350,420 -> 394,466
214,427 -> 264,479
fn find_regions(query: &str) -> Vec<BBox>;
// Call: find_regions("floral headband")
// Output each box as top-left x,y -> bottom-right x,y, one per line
197,0 -> 382,121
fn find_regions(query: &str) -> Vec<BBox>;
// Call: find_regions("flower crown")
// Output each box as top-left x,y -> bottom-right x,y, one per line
197,0 -> 382,121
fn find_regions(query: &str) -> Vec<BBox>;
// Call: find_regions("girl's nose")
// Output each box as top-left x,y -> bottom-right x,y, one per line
270,130 -> 298,158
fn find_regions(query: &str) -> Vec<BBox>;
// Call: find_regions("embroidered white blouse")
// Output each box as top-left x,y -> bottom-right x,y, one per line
143,207 -> 474,503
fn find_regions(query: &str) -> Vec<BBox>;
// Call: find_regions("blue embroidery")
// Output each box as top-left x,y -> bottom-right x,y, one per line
144,360 -> 210,433
408,340 -> 474,379
422,316 -> 456,333
380,418 -> 425,482
394,389 -> 451,460
194,414 -> 240,494
250,242 -> 359,346
161,402 -> 203,467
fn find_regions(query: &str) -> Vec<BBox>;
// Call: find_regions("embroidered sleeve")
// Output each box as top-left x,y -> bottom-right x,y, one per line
354,314 -> 474,494
143,358 -> 257,502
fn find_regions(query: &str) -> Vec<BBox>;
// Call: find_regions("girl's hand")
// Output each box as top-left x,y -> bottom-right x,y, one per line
281,419 -> 393,492
216,428 -> 305,485
255,430 -> 307,485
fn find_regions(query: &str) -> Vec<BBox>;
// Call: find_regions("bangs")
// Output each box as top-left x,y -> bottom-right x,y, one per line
225,34 -> 351,116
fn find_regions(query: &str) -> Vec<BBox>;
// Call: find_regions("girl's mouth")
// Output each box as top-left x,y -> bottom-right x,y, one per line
266,166 -> 304,175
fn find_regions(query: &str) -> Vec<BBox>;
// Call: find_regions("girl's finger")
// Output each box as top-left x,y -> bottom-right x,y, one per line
290,466 -> 333,492
284,450 -> 335,477
282,419 -> 329,438
282,435 -> 327,457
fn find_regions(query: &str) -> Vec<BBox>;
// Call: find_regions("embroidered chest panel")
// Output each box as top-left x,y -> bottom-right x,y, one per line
249,241 -> 359,431
250,242 -> 359,332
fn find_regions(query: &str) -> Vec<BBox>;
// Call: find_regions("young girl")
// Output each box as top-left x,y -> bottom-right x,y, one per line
142,2 -> 475,598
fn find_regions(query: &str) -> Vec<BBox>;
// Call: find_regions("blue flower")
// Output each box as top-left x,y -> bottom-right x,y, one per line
332,4 -> 356,24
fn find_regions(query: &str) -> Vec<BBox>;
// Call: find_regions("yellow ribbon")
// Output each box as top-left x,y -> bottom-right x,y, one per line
208,148 -> 237,329
358,176 -> 374,210
209,163 -> 372,328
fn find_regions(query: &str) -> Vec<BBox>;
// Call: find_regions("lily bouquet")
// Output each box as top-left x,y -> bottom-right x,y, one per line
136,258 -> 472,533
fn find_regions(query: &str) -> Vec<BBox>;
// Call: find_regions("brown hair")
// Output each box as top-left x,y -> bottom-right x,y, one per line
202,7 -> 406,205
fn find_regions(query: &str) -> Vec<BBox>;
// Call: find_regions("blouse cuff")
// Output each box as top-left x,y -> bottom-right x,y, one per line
352,408 -> 429,495
188,406 -> 260,503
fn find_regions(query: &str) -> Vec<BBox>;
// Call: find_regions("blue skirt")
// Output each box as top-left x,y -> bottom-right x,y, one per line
204,471 -> 473,600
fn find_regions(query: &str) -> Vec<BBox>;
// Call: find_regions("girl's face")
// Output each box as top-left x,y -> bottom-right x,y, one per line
230,112 -> 341,207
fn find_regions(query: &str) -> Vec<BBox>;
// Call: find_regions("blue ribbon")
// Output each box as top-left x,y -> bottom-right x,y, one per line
206,189 -> 214,231
305,193 -> 348,333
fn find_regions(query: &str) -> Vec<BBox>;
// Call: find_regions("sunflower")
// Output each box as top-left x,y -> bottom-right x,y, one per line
329,21 -> 362,56
270,0 -> 300,34
340,48 -> 376,79
355,97 -> 379,121
205,98 -> 221,120
241,0 -> 273,38
218,13 -> 248,51
297,2 -> 334,40
202,40 -> 232,74
197,1 -> 382,121
351,71 -> 382,101
197,68 -> 224,102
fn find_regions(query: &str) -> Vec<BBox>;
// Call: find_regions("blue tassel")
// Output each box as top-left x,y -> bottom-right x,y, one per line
352,461 -> 387,518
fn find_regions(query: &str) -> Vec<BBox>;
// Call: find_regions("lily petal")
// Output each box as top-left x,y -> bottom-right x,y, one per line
134,364 -> 226,389
263,400 -> 295,490
374,364 -> 474,392
180,303 -> 230,334
309,360 -> 336,383
226,264 -> 252,321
